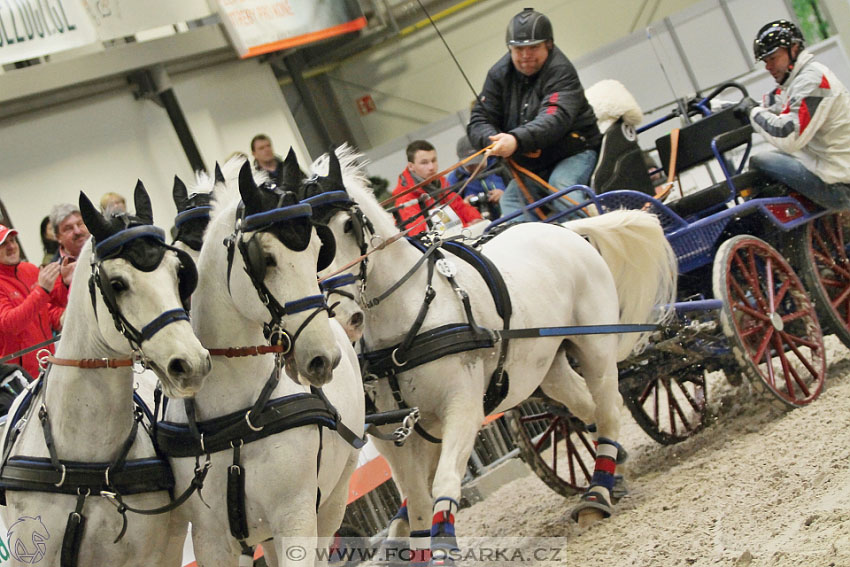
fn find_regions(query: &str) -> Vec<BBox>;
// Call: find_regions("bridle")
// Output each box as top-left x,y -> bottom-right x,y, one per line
49,224 -> 197,370
223,192 -> 330,356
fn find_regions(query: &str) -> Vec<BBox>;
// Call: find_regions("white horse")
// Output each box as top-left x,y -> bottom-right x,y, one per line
0,184 -> 211,567
163,162 -> 364,566
310,147 -> 677,560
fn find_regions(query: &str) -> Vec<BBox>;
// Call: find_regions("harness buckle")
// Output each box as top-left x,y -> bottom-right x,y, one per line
393,407 -> 420,446
131,350 -> 147,374
54,464 -> 67,488
101,491 -> 122,509
245,410 -> 264,432
36,349 -> 52,371
370,234 -> 385,249
390,348 -> 408,367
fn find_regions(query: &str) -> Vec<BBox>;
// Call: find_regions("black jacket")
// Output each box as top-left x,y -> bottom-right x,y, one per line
467,46 -> 599,176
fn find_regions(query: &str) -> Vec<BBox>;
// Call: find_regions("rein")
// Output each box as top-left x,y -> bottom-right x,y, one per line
378,145 -> 494,207
505,158 -> 594,216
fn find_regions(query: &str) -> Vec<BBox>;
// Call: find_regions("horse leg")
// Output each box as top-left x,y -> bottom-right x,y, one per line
263,543 -> 280,567
162,514 -> 191,567
315,452 -> 360,566
427,398 -> 483,566
373,435 -> 441,566
566,340 -> 623,528
538,345 -> 596,424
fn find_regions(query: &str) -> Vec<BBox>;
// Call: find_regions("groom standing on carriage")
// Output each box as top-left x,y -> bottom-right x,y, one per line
467,7 -> 601,222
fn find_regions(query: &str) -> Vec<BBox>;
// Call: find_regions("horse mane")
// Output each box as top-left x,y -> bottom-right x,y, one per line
310,144 -> 398,236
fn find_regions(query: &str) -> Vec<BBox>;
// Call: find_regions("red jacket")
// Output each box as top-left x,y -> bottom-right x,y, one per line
0,262 -> 64,379
392,169 -> 481,235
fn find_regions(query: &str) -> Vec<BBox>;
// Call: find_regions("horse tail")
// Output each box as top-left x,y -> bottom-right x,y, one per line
562,209 -> 678,360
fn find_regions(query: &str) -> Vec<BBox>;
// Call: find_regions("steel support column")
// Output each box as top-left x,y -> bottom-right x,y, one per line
127,66 -> 206,173
280,51 -> 334,151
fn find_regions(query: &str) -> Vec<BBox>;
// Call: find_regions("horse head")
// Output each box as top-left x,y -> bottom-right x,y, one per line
298,149 -> 367,342
227,160 -> 342,386
79,181 -> 211,397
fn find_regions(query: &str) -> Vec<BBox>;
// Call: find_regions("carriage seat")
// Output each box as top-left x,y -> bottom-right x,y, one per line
590,119 -> 655,195
666,169 -> 763,218
655,105 -> 749,174
656,107 -> 755,219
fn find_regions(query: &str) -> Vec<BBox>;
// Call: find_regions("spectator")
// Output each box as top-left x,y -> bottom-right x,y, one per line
49,203 -> 91,306
737,19 -> 850,209
467,7 -> 600,221
447,135 -> 506,219
100,192 -> 127,216
251,134 -> 284,185
39,215 -> 58,266
392,140 -> 481,235
0,225 -> 63,379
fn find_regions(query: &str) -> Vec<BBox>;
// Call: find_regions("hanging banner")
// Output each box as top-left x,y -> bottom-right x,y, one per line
215,0 -> 366,59
80,0 -> 213,42
0,0 -> 98,66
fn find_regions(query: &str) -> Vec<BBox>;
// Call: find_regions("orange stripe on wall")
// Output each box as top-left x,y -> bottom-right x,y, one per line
347,455 -> 392,504
242,16 -> 367,59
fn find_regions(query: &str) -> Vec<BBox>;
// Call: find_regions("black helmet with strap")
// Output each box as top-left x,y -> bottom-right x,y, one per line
506,7 -> 553,47
753,19 -> 804,61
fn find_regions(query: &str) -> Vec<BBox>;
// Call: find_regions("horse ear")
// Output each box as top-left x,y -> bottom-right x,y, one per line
282,147 -> 304,187
134,180 -> 154,224
214,162 -> 225,185
326,147 -> 343,187
173,175 -> 189,212
79,191 -> 111,243
238,160 -> 262,214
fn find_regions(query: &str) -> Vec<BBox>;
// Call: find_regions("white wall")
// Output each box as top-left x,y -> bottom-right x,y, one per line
326,0 -> 702,152
0,59 -> 307,261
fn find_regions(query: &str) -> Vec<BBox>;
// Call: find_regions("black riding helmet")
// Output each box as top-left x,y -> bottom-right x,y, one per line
506,7 -> 553,46
753,19 -> 804,61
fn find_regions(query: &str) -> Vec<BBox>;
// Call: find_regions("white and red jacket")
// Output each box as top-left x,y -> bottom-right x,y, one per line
750,50 -> 850,184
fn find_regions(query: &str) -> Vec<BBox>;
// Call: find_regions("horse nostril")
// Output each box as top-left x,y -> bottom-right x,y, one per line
350,312 -> 364,328
168,357 -> 191,377
308,356 -> 330,378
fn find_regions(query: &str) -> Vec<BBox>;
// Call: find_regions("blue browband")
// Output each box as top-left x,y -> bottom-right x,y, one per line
243,203 -> 312,232
320,273 -> 358,292
174,206 -> 213,227
94,225 -> 166,258
302,191 -> 352,209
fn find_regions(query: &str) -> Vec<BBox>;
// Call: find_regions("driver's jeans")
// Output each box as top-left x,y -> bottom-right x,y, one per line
500,149 -> 598,222
750,150 -> 850,210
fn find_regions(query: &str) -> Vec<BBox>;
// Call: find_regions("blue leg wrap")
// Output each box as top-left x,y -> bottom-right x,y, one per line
590,470 -> 616,492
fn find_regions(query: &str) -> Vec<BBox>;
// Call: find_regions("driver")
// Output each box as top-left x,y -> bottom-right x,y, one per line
737,19 -> 850,209
467,7 -> 600,222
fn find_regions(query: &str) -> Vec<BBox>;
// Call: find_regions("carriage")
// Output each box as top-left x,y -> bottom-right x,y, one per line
502,81 -> 850,497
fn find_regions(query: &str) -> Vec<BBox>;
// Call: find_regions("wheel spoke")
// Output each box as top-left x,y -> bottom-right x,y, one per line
773,332 -> 813,399
771,277 -> 792,306
533,419 -> 558,453
778,330 -> 821,377
749,324 -> 775,363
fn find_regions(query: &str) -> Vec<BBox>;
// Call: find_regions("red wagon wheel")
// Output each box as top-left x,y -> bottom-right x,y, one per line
793,213 -> 850,349
505,399 -> 595,497
713,235 -> 825,407
620,367 -> 707,445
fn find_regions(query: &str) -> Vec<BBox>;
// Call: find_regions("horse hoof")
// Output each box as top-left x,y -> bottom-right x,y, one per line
576,507 -> 605,528
570,491 -> 612,526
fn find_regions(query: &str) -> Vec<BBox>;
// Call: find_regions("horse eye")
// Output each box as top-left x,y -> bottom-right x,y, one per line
343,219 -> 353,233
110,278 -> 127,293
264,255 -> 277,268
